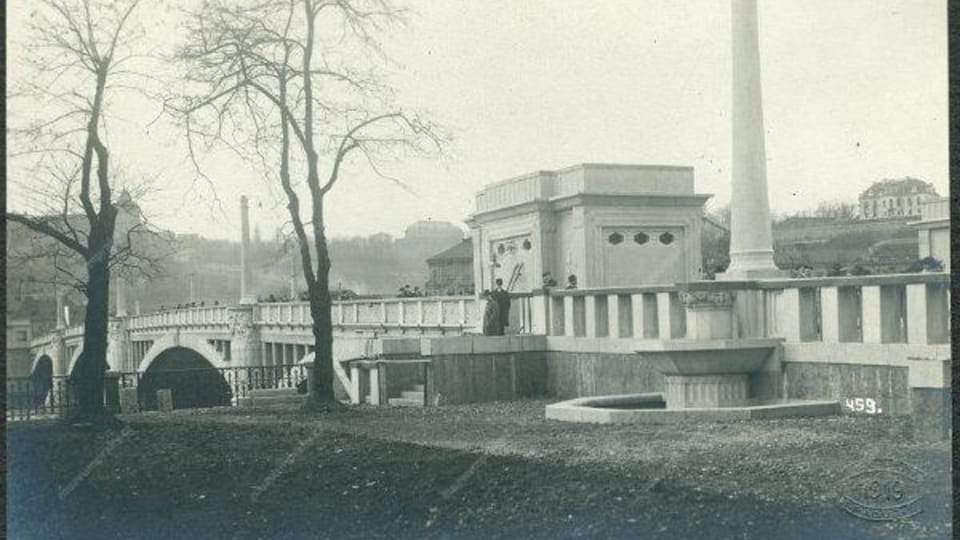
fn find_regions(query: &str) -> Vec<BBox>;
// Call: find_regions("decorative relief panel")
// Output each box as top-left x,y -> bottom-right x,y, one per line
678,290 -> 734,308
228,308 -> 255,339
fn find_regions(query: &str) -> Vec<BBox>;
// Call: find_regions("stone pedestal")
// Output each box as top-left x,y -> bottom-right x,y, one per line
664,374 -> 750,409
103,372 -> 121,413
107,317 -> 128,372
119,387 -> 140,414
157,389 -> 174,413
228,306 -> 260,367
679,290 -> 734,340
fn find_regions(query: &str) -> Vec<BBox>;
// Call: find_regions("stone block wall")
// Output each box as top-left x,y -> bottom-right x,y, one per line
544,352 -> 663,400
429,352 -> 547,405
910,387 -> 951,441
782,362 -> 910,414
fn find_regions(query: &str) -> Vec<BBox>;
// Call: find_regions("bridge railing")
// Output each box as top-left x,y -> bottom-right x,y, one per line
256,296 -> 488,331
29,324 -> 84,350
8,364 -> 315,420
6,376 -> 75,422
533,272 -> 950,346
529,285 -> 684,339
757,272 -> 949,345
126,305 -> 231,330
115,364 -> 310,411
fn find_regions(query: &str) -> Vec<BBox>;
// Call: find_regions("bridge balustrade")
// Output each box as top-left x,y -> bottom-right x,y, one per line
759,273 -> 949,345
126,305 -> 230,330
536,273 -> 950,346
532,285 -> 684,339
254,296 -> 490,331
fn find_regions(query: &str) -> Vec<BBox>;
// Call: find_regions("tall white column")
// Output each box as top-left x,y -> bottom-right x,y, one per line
289,253 -> 297,300
239,196 -> 257,304
723,0 -> 781,279
116,274 -> 127,317
55,286 -> 66,329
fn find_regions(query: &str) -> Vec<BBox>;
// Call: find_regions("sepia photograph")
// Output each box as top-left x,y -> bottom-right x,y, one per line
4,0 -> 952,538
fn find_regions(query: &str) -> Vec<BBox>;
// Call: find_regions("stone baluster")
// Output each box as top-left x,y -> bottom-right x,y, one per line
584,295 -> 598,337
819,287 -> 840,343
774,288 -> 802,342
860,286 -> 882,343
563,296 -> 575,337
907,283 -> 947,344
630,293 -> 646,338
656,292 -> 674,340
527,291 -> 549,335
607,294 -> 622,338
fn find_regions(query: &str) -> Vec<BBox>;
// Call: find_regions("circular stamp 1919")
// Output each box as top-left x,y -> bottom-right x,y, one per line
839,457 -> 926,521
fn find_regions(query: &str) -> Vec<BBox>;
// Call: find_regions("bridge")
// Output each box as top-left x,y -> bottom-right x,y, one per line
14,272 -> 950,440
19,294 -> 510,413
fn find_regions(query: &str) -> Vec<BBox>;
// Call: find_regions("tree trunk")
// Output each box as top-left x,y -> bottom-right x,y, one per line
308,241 -> 336,404
72,256 -> 111,420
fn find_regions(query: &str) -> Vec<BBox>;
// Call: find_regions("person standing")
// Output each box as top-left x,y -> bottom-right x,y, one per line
481,290 -> 501,336
492,278 -> 511,335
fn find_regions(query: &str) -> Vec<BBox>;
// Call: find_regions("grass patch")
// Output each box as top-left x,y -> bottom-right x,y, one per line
8,400 -> 951,539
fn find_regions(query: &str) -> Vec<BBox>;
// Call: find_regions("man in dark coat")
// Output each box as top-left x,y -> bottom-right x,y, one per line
481,290 -> 501,336
492,278 -> 511,335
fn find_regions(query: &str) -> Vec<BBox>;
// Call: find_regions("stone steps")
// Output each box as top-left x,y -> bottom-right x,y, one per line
249,387 -> 302,398
387,386 -> 425,407
239,387 -> 306,407
387,397 -> 424,407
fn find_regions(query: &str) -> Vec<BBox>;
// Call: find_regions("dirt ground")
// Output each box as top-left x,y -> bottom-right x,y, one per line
7,400 -> 952,539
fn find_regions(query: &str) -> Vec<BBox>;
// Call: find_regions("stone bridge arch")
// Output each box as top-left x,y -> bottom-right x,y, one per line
66,345 -> 84,377
136,333 -> 232,410
137,333 -> 228,374
29,353 -> 55,408
31,352 -> 55,377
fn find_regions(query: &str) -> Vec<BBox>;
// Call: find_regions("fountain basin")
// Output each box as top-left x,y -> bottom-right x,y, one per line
546,393 -> 841,424
635,338 -> 781,375
635,337 -> 781,409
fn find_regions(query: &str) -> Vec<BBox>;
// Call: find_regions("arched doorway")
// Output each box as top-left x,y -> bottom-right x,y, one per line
30,355 -> 54,408
138,347 -> 232,410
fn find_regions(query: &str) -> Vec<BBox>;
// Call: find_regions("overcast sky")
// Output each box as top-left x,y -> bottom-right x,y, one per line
6,0 -> 948,241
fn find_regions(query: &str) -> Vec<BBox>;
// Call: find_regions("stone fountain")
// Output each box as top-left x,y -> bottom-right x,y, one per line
545,286 -> 841,424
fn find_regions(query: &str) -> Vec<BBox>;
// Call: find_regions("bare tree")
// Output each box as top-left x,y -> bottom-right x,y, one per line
175,0 -> 442,408
6,0 -> 159,420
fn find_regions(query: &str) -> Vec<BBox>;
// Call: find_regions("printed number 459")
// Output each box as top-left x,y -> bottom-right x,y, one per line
845,397 -> 878,414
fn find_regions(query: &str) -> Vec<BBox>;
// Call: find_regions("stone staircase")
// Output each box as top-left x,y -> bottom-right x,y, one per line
238,387 -> 306,408
388,383 -> 426,407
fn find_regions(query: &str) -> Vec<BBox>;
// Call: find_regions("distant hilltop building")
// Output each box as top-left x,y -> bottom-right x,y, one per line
858,177 -> 939,219
400,220 -> 464,245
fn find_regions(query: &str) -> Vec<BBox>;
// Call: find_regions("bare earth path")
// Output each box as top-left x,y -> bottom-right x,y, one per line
7,400 -> 951,539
